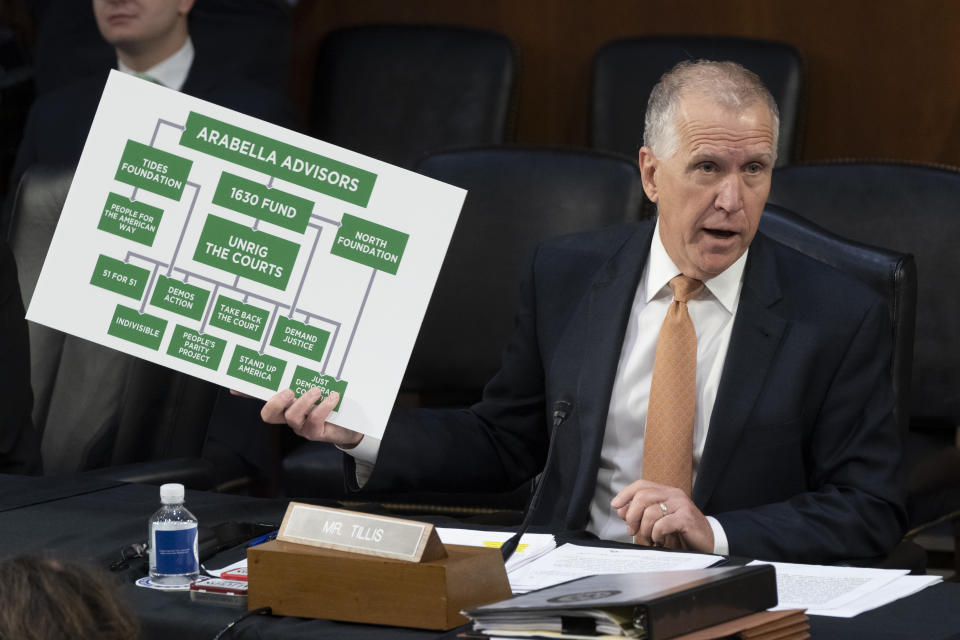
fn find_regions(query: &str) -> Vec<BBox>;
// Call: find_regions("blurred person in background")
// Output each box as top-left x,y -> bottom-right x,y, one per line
3,0 -> 293,236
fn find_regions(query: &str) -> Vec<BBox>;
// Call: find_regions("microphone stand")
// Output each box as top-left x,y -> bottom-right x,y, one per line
500,399 -> 572,562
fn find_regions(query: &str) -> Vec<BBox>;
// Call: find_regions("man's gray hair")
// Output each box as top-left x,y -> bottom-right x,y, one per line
643,60 -> 780,160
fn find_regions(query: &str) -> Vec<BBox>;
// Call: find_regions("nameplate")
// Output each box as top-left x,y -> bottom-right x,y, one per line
276,502 -> 446,562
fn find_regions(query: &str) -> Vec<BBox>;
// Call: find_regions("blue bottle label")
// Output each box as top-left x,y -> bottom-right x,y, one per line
154,527 -> 198,574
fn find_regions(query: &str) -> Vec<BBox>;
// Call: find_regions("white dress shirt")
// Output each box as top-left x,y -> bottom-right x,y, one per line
117,37 -> 194,91
587,221 -> 746,553
347,221 -> 748,554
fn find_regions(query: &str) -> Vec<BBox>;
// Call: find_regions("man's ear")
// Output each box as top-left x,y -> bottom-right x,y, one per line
638,147 -> 659,203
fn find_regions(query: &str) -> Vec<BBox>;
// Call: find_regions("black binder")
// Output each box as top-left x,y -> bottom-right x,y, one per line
463,565 -> 777,639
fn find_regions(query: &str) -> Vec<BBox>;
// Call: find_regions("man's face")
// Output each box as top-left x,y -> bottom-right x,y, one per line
93,0 -> 193,49
639,94 -> 775,281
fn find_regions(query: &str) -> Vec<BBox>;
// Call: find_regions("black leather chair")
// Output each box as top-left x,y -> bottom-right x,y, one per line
9,165 -> 218,486
0,30 -> 35,209
282,148 -> 645,514
760,203 -> 924,572
768,161 -> 960,570
591,36 -> 804,166
760,204 -> 916,435
309,25 -> 517,169
405,147 -> 645,403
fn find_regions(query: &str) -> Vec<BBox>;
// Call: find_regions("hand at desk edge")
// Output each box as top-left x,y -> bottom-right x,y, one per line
611,479 -> 714,554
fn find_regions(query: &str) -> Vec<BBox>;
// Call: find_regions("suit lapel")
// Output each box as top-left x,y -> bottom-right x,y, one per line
574,224 -> 655,473
693,233 -> 787,508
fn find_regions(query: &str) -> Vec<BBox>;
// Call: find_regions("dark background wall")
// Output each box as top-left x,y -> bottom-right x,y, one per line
290,0 -> 960,166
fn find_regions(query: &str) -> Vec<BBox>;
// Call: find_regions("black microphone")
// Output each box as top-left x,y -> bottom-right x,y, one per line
501,399 -> 573,562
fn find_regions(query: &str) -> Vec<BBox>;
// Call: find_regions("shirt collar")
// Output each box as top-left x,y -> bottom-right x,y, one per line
644,218 -> 748,314
117,37 -> 194,91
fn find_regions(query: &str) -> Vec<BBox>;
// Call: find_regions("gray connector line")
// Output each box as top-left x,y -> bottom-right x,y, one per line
338,268 -> 376,379
172,268 -> 222,288
169,268 -> 300,322
126,237 -> 346,322
288,225 -> 323,318
139,117 -> 186,205
240,288 -> 290,313
150,118 -> 186,146
260,305 -> 279,355
120,134 -> 354,365
310,214 -> 342,227
322,323 -> 341,376
166,181 -> 201,277
140,263 -> 160,314
200,284 -> 219,334
126,251 -> 169,268
128,257 -> 338,330
299,310 -> 340,326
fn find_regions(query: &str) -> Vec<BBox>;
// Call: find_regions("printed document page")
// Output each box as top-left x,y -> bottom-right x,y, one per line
508,543 -> 720,593
436,529 -> 556,573
750,560 -> 941,617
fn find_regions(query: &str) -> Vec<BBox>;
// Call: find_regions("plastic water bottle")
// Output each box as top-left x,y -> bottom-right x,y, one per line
148,483 -> 199,585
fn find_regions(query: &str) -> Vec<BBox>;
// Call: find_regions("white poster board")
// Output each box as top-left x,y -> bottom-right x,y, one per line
26,71 -> 465,439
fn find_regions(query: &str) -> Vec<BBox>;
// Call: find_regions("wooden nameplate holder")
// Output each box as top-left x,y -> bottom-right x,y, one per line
246,502 -> 512,630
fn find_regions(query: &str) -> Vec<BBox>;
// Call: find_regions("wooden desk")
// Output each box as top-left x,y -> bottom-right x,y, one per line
1,475 -> 957,639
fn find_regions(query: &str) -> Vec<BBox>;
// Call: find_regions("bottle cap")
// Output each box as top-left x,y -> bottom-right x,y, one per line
160,483 -> 185,504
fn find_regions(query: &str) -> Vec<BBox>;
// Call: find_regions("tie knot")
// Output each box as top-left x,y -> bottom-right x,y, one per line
669,275 -> 704,303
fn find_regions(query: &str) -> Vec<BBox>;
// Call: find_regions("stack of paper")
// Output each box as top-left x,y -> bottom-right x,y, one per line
465,566 -> 777,639
671,609 -> 809,640
436,528 -> 556,572
473,609 -> 638,638
506,543 -> 721,594
750,560 -> 942,617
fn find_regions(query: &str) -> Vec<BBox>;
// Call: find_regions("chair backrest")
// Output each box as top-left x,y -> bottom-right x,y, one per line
310,25 -> 517,169
0,30 -> 35,208
759,204 -> 916,437
406,147 -> 645,403
768,162 -> 960,428
9,165 -> 218,473
591,35 -> 803,165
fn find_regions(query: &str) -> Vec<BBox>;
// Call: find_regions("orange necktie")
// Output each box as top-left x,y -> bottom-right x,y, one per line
641,275 -> 704,497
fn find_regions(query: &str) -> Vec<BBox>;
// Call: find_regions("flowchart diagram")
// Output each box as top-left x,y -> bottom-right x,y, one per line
27,72 -> 464,438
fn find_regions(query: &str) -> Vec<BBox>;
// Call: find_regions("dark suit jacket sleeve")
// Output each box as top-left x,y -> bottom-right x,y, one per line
348,248 -> 550,494
713,296 -> 906,562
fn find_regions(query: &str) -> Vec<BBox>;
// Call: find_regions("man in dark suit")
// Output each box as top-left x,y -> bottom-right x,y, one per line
261,61 -> 906,563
